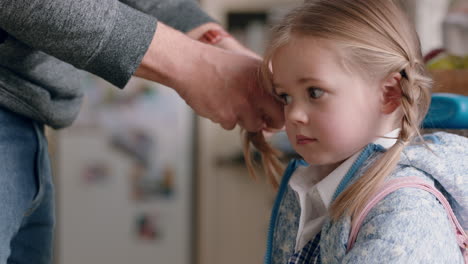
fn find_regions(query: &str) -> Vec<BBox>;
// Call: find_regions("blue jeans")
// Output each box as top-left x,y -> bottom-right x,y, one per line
0,106 -> 54,263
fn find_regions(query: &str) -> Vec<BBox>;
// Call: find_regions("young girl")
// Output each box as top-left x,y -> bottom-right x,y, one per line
243,0 -> 468,263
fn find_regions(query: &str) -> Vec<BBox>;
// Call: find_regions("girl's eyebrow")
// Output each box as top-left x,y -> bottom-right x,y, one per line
297,77 -> 323,84
273,76 -> 324,89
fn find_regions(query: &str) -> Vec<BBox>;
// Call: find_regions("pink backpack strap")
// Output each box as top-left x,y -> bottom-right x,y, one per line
347,176 -> 468,262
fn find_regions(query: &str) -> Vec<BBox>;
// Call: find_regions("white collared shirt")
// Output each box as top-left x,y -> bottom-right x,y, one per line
289,129 -> 400,251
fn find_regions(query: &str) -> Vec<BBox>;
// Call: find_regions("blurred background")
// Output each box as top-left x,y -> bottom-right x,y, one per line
47,0 -> 467,263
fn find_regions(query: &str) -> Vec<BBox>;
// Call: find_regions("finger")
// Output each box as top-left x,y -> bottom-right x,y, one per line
262,125 -> 285,139
262,129 -> 275,139
262,125 -> 285,133
219,114 -> 237,130
220,121 -> 236,130
258,94 -> 285,129
237,105 -> 264,132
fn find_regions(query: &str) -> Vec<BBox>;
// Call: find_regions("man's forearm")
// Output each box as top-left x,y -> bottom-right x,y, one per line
135,22 -> 209,92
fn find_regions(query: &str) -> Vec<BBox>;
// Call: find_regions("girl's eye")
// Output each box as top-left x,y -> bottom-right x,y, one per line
308,87 -> 324,99
278,93 -> 292,105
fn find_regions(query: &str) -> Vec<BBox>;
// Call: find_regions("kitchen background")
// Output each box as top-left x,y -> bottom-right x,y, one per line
47,0 -> 465,263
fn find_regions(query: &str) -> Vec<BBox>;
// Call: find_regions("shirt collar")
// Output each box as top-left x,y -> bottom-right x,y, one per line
373,128 -> 401,149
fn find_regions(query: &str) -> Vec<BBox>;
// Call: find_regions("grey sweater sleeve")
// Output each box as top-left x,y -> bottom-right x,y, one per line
0,0 -> 157,88
120,0 -> 216,33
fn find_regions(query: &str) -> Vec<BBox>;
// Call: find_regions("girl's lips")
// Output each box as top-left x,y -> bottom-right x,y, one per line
296,135 -> 317,145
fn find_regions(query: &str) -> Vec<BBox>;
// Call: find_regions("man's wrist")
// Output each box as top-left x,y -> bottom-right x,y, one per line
135,22 -> 206,91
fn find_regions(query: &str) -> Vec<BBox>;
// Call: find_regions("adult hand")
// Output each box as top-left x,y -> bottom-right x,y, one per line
135,22 -> 284,132
179,47 -> 283,131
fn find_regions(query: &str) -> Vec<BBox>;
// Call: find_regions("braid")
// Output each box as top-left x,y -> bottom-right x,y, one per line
399,59 -> 432,144
399,68 -> 418,143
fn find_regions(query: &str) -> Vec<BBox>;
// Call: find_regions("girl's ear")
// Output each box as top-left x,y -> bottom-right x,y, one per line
380,72 -> 403,114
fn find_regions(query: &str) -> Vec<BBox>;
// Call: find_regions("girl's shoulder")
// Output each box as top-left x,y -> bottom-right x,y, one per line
395,131 -> 467,195
397,132 -> 468,221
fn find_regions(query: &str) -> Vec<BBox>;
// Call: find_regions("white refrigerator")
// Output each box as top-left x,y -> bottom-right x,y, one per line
54,77 -> 196,264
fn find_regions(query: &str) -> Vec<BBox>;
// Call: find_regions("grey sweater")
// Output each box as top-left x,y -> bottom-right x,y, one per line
0,0 -> 214,128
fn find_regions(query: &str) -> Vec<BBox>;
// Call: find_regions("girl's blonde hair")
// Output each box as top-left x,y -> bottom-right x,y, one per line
243,0 -> 433,220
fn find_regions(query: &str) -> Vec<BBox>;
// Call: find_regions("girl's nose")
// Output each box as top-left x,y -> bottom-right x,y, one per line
287,102 -> 309,125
